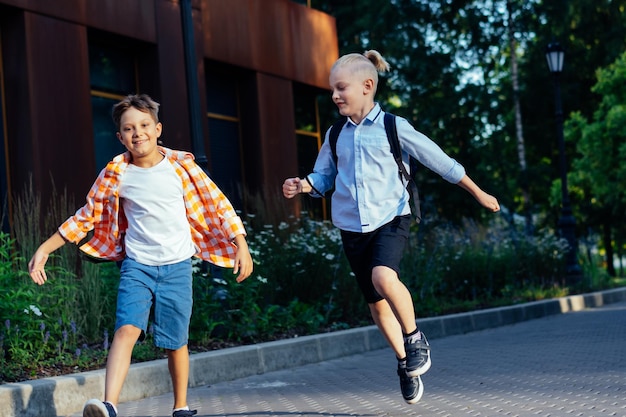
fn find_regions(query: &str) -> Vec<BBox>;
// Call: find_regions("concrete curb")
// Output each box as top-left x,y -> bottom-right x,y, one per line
2,287 -> 625,417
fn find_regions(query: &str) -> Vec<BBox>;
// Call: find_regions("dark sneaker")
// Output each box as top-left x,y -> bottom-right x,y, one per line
173,409 -> 198,417
405,331 -> 431,377
397,366 -> 424,404
83,399 -> 117,417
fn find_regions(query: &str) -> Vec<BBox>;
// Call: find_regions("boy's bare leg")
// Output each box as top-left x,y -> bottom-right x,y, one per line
168,345 -> 190,410
370,266 -> 419,353
104,325 -> 143,406
369,299 -> 405,358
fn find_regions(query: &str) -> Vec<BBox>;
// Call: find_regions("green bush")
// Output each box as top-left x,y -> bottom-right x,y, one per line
402,217 -> 570,316
0,231 -> 110,381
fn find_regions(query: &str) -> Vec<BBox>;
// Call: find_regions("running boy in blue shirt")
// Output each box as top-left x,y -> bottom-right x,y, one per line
282,50 -> 500,404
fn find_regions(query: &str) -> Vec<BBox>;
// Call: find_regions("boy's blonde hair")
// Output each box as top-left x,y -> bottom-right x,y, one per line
331,50 -> 390,92
112,94 -> 160,130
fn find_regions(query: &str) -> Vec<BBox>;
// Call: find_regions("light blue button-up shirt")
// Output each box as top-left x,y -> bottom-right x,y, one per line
307,104 -> 466,233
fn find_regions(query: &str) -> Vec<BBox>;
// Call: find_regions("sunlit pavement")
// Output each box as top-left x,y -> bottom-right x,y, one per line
72,301 -> 626,417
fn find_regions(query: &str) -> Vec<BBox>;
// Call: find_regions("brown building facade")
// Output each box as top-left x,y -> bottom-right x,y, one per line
0,0 -> 337,228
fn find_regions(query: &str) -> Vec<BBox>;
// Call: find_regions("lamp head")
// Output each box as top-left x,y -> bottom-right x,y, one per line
546,41 -> 565,74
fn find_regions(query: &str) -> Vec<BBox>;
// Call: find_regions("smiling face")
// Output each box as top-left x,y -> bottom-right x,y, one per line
329,64 -> 375,125
116,106 -> 163,167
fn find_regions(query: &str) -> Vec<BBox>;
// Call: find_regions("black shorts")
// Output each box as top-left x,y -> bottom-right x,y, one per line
340,215 -> 411,304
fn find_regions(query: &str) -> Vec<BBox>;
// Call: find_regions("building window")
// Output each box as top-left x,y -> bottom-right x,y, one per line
294,83 -> 326,219
206,68 -> 243,207
89,41 -> 137,171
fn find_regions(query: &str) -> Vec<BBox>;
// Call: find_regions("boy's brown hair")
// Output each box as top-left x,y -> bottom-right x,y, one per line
112,94 -> 160,130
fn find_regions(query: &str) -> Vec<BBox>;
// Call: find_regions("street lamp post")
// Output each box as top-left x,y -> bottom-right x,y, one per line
545,41 -> 581,282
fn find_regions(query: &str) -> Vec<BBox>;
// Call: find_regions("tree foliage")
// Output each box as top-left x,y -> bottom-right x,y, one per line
565,52 -> 626,276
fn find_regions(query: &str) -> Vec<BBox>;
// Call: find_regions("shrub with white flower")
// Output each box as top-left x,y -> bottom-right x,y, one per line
23,305 -> 42,316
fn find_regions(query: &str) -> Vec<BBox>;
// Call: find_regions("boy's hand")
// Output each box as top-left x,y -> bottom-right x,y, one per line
457,175 -> 500,213
476,191 -> 500,213
233,235 -> 253,282
27,232 -> 66,286
283,177 -> 302,199
28,250 -> 50,286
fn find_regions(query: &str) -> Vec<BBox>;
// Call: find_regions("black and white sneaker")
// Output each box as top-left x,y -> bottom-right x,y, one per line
173,409 -> 198,417
397,366 -> 424,404
83,399 -> 117,417
405,331 -> 431,377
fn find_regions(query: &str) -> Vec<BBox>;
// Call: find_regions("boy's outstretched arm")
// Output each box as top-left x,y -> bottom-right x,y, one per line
232,234 -> 253,283
456,175 -> 500,213
28,231 -> 67,285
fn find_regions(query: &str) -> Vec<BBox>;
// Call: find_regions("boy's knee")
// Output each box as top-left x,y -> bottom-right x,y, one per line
369,298 -> 391,315
115,324 -> 142,341
372,266 -> 398,291
166,345 -> 189,358
372,265 -> 397,280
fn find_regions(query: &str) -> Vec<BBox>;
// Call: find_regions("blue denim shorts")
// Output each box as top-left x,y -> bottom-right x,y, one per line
116,257 -> 193,350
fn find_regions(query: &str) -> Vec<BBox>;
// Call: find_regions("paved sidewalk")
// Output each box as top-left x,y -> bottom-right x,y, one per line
72,301 -> 626,417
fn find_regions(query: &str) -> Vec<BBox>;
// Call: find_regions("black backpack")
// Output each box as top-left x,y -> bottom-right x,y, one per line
328,113 -> 422,223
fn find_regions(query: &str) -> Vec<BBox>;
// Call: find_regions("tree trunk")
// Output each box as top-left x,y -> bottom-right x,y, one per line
602,221 -> 616,277
507,0 -> 533,235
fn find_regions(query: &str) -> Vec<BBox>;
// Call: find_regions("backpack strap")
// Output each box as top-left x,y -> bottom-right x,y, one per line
328,117 -> 347,166
384,113 -> 422,223
384,113 -> 402,180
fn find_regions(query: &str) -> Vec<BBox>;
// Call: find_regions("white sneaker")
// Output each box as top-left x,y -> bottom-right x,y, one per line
405,331 -> 432,377
83,399 -> 117,417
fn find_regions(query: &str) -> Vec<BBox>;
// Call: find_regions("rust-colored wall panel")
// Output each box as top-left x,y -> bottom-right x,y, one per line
1,0 -> 157,42
246,1 -> 295,80
289,5 -> 338,89
201,0 -> 251,69
202,0 -> 336,89
5,12 -> 94,201
85,0 -> 156,41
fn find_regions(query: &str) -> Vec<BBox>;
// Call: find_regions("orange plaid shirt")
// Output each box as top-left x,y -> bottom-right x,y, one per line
58,147 -> 246,267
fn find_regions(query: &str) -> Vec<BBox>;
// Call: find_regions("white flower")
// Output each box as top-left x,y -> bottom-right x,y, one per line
25,305 -> 42,316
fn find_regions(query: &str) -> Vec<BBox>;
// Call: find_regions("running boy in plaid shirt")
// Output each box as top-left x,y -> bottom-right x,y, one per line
28,94 -> 253,417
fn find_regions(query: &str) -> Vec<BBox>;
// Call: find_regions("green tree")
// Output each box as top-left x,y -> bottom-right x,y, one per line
516,0 -> 626,233
565,51 -> 626,276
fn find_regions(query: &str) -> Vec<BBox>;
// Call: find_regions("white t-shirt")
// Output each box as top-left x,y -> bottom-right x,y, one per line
119,157 -> 196,266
